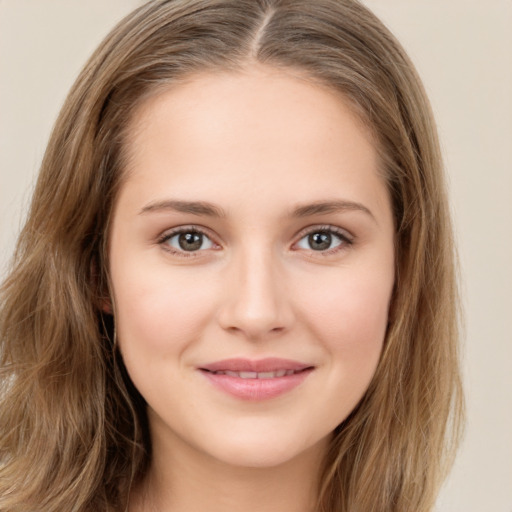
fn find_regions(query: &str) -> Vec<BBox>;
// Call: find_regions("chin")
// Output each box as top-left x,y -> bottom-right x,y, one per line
202,430 -> 329,470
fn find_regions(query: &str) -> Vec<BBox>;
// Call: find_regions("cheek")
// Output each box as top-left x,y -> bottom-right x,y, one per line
294,265 -> 393,426
111,260 -> 218,357
299,264 -> 393,365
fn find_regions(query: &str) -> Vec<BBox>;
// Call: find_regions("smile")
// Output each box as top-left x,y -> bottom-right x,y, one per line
206,369 -> 305,379
199,358 -> 314,400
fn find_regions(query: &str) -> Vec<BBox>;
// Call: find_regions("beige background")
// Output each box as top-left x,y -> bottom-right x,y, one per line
1,1 -> 511,510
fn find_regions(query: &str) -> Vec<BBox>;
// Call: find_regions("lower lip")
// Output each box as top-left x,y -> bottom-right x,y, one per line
201,369 -> 313,401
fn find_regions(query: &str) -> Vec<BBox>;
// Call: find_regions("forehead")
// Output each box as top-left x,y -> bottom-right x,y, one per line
117,65 -> 388,219
125,65 -> 376,164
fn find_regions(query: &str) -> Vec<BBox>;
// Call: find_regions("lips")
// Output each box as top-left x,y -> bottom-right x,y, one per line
207,369 -> 302,379
199,357 -> 312,373
198,358 -> 314,400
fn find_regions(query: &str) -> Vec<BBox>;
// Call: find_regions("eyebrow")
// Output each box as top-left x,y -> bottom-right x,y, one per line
139,198 -> 374,221
139,199 -> 226,218
290,200 -> 375,221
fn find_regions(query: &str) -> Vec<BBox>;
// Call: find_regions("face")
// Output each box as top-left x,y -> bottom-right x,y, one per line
108,66 -> 395,470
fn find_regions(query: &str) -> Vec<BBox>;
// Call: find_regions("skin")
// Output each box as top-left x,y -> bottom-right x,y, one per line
108,65 -> 395,512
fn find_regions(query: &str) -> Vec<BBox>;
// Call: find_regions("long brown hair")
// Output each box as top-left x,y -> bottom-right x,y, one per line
0,1 -> 464,510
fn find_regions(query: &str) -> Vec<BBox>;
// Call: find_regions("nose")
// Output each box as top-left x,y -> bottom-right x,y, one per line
217,247 -> 294,341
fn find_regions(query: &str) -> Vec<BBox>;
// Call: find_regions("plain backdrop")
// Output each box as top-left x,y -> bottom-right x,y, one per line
1,1 -> 511,511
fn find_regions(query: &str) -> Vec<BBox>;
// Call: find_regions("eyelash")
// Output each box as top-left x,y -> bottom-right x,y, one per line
157,226 -> 217,258
293,225 -> 354,256
157,224 -> 354,258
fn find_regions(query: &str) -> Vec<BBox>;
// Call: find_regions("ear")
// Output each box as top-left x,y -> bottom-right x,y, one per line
91,260 -> 113,314
386,282 -> 398,328
100,295 -> 114,315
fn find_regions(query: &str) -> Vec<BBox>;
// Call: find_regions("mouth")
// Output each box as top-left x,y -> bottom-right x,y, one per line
198,358 -> 315,400
199,357 -> 313,374
202,368 -> 309,379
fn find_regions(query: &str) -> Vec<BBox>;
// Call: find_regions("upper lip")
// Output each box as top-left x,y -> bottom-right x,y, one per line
199,358 -> 313,373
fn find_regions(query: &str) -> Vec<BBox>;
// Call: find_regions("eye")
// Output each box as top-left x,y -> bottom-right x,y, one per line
160,228 -> 216,254
295,228 -> 352,253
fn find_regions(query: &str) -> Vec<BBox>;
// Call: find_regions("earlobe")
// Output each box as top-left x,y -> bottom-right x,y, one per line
386,284 -> 398,328
91,259 -> 113,314
100,296 -> 114,315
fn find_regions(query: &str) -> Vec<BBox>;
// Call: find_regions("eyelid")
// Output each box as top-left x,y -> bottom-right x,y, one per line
156,223 -> 354,257
157,225 -> 221,256
291,224 -> 355,254
294,224 -> 354,243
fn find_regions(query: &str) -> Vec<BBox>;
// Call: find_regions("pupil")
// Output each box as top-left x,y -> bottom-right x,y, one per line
309,232 -> 331,251
178,232 -> 202,251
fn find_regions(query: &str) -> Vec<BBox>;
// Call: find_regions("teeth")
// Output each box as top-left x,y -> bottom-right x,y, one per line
239,371 -> 258,379
257,371 -> 275,379
212,369 -> 302,379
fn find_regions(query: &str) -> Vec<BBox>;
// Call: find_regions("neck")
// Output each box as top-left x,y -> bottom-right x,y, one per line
130,428 -> 328,512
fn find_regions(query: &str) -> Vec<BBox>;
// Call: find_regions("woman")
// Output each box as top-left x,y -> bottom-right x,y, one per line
0,1 -> 464,511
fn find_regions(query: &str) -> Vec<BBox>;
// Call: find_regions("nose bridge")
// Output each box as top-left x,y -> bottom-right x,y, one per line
218,240 -> 292,339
